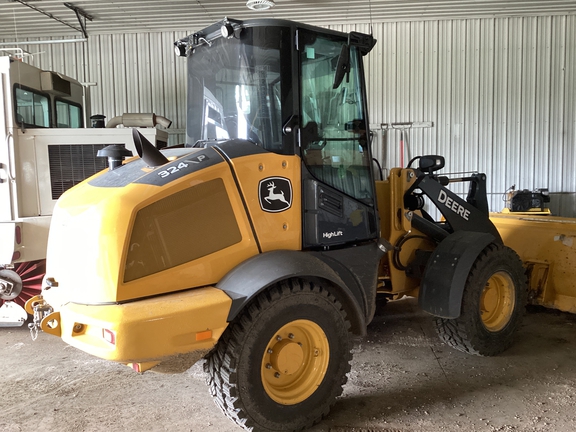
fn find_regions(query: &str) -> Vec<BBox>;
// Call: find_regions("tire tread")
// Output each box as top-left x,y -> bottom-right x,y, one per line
433,243 -> 527,356
205,279 -> 352,431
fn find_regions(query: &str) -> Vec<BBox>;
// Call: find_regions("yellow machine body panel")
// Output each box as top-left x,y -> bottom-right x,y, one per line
45,153 -> 259,306
230,153 -> 302,252
40,144 -> 305,367
375,168 -> 433,298
492,212 -> 576,313
41,287 -> 231,368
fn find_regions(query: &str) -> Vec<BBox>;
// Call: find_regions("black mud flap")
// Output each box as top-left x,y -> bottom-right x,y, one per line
418,231 -> 497,319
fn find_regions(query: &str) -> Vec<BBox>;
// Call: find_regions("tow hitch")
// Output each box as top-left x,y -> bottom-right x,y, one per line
25,295 -> 54,340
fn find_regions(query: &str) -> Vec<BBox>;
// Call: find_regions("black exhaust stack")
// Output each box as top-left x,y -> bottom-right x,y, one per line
132,129 -> 169,167
97,144 -> 133,170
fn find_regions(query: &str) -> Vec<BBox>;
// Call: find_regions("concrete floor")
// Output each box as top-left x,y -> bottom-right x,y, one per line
2,297 -> 576,432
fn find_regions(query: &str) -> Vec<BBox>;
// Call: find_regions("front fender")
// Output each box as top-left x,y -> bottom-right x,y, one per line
419,231 -> 496,318
216,250 -> 367,335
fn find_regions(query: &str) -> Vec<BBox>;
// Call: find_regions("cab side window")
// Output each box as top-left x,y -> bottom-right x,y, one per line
14,86 -> 50,128
56,99 -> 83,128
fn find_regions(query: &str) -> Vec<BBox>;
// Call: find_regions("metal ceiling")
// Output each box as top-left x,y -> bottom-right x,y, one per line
1,0 -> 576,40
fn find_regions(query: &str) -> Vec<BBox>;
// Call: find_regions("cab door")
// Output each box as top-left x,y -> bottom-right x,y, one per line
298,30 -> 378,248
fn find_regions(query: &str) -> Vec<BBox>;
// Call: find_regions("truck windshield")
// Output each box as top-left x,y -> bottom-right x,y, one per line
186,26 -> 290,154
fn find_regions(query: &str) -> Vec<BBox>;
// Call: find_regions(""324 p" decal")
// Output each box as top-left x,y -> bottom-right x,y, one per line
157,154 -> 209,179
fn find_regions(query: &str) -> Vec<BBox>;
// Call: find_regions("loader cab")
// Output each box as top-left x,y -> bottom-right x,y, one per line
178,18 -> 378,249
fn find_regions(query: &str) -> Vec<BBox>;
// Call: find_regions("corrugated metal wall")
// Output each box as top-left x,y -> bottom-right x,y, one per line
4,14 -> 576,215
334,15 -> 576,215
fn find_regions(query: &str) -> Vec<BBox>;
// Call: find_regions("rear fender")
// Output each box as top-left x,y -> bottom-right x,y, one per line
419,231 -> 496,318
216,250 -> 367,335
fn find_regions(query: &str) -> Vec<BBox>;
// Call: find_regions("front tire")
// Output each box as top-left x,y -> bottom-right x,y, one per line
434,243 -> 527,356
205,279 -> 352,431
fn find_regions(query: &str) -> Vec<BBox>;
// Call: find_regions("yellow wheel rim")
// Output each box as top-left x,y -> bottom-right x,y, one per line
480,271 -> 515,332
261,319 -> 329,405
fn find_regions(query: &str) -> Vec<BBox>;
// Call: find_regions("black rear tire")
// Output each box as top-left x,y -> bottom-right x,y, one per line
204,279 -> 352,431
434,243 -> 527,356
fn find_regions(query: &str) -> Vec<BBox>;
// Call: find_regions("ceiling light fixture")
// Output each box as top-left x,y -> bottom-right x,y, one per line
246,0 -> 275,11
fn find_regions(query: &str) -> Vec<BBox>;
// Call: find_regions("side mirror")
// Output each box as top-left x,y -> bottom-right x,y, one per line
333,44 -> 350,89
419,155 -> 445,173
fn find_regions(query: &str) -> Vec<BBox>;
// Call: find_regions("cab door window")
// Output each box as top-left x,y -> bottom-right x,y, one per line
299,33 -> 374,203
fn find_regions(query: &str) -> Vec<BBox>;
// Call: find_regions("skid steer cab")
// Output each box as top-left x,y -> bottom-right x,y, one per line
26,17 -> 527,432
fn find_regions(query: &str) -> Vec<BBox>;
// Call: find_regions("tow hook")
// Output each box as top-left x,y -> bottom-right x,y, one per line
25,295 -> 53,340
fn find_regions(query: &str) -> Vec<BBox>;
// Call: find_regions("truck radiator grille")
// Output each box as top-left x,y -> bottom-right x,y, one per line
48,144 -> 108,199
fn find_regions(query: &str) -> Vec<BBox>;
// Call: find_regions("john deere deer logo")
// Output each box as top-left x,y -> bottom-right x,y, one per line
259,177 -> 292,213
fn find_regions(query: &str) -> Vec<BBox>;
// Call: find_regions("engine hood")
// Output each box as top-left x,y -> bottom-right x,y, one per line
44,145 -> 259,305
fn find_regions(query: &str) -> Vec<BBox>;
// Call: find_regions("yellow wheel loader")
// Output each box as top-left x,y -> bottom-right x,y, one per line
27,18 -> 534,431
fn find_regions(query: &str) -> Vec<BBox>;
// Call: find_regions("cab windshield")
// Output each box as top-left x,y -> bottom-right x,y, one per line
186,26 -> 291,154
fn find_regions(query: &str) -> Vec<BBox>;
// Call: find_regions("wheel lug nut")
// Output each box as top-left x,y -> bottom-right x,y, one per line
266,363 -> 272,369
274,372 -> 281,378
276,335 -> 282,341
267,348 -> 273,354
288,333 -> 294,339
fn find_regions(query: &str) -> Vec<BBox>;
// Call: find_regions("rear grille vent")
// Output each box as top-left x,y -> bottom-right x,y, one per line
48,144 -> 108,199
